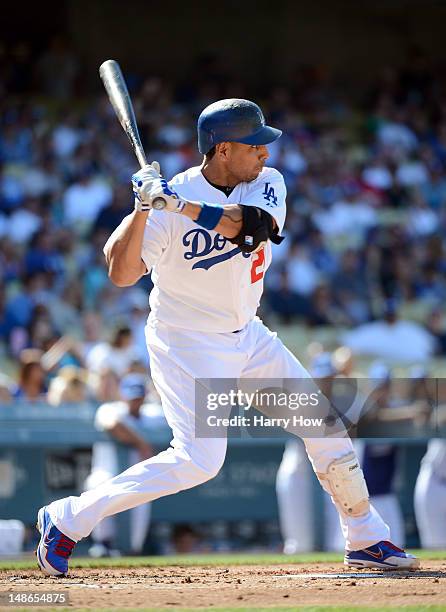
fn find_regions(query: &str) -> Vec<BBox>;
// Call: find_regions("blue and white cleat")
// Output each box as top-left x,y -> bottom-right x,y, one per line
345,540 -> 420,570
36,507 -> 76,576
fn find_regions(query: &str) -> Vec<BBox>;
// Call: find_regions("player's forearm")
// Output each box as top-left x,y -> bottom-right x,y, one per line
180,202 -> 242,239
107,422 -> 151,452
135,174 -> 256,239
104,211 -> 148,286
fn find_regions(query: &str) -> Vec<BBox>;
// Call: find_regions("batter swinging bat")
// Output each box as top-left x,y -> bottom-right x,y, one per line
99,59 -> 166,209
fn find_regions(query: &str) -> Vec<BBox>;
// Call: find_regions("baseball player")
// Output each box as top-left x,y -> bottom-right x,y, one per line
36,99 -> 418,574
413,368 -> 446,548
415,439 -> 446,548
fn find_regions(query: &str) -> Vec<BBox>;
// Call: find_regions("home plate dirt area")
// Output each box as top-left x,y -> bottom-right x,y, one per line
1,560 -> 446,609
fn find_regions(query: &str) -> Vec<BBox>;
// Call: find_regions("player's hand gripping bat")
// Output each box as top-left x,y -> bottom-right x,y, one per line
99,59 -> 166,209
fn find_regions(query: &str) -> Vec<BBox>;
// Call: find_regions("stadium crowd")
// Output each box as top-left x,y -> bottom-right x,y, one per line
1,40 -> 446,401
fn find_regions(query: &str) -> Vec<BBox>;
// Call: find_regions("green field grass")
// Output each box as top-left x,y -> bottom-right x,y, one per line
0,549 -> 444,571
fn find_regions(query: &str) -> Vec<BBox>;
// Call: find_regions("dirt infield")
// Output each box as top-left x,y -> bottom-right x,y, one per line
1,561 -> 446,609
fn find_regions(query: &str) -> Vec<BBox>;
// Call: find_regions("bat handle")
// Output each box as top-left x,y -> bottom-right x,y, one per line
152,197 -> 167,211
136,147 -> 148,169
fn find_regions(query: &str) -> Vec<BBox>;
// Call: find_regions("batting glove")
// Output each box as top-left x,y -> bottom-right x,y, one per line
144,178 -> 187,213
132,161 -> 161,212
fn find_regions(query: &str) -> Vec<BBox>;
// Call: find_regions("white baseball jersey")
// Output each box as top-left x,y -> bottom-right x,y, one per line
140,166 -> 286,333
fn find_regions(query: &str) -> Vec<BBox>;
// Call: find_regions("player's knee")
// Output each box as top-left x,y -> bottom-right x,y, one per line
192,452 -> 225,482
84,470 -> 114,491
204,454 -> 225,479
179,444 -> 226,485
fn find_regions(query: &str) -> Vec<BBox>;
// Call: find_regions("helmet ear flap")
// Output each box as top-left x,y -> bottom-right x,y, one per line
199,130 -> 215,155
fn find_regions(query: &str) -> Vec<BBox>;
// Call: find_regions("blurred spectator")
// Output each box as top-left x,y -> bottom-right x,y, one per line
425,308 -> 446,355
307,284 -> 348,327
51,114 -> 83,159
7,198 -> 42,243
313,190 -> 377,240
47,366 -> 89,406
396,153 -> 429,188
92,184 -> 131,234
286,243 -> 320,297
407,198 -> 439,237
0,122 -> 32,164
86,326 -> 144,377
83,251 -> 109,310
40,335 -> 85,373
81,312 -> 104,358
63,168 -> 112,235
13,349 -> 46,402
342,300 -> 436,362
332,251 -> 370,325
24,231 -> 64,276
421,165 -> 446,210
377,108 -> 418,153
90,368 -> 121,403
0,373 -> 14,404
171,524 -> 199,554
306,228 -> 337,276
362,157 -> 393,191
3,273 -> 42,344
267,270 -> 309,324
21,157 -> 62,199
123,289 -> 150,365
27,304 -> 57,350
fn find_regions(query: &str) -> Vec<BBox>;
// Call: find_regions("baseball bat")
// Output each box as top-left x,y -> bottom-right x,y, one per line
99,59 -> 166,208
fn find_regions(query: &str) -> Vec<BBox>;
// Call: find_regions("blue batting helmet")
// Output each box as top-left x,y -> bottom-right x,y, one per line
119,373 -> 147,401
197,98 -> 282,154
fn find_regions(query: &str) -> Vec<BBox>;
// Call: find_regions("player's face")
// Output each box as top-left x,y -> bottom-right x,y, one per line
226,142 -> 269,182
129,397 -> 145,414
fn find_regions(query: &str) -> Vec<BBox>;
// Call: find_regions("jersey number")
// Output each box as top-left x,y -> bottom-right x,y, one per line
251,246 -> 265,284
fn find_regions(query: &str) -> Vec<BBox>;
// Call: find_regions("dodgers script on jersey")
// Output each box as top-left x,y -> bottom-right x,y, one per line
140,166 -> 287,332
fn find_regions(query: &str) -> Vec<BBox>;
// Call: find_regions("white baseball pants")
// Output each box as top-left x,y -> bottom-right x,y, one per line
47,317 -> 389,551
84,447 -> 151,553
